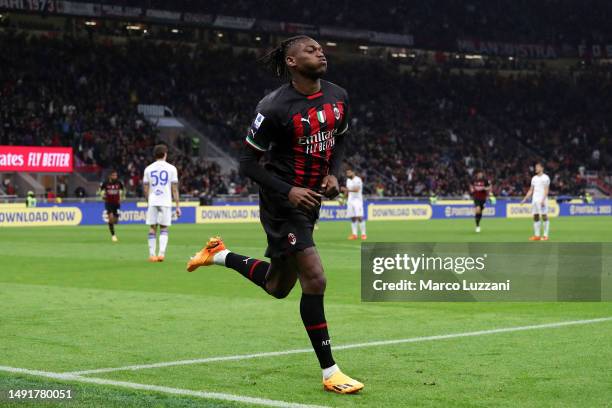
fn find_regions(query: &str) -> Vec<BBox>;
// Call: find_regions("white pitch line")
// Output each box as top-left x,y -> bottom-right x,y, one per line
65,316 -> 612,376
0,365 -> 330,408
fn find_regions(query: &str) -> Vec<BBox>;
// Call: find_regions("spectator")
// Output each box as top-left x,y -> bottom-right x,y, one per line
1,31 -> 609,198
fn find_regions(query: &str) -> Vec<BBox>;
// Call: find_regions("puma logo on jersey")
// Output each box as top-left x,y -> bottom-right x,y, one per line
300,117 -> 311,124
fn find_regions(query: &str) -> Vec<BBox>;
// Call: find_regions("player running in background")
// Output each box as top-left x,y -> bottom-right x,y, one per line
99,170 -> 124,242
469,170 -> 491,233
341,167 -> 366,240
187,36 -> 363,394
521,162 -> 551,241
143,145 -> 181,262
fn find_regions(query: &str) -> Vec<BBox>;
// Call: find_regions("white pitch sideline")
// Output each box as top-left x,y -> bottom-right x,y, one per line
0,365 -> 330,408
65,316 -> 612,376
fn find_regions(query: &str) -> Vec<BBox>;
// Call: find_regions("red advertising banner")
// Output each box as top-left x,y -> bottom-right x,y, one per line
0,146 -> 73,173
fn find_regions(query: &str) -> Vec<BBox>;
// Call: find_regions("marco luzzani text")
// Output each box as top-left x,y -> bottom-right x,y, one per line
371,254 -> 511,292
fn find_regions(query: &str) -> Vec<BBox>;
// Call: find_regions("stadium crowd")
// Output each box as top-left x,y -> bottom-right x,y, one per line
80,0 -> 612,46
1,31 -> 610,198
0,32 -> 229,197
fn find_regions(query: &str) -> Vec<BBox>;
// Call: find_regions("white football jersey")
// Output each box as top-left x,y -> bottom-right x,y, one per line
143,160 -> 178,207
346,176 -> 363,202
531,173 -> 550,202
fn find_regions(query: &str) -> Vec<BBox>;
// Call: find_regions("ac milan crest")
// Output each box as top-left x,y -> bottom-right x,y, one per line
333,105 -> 341,120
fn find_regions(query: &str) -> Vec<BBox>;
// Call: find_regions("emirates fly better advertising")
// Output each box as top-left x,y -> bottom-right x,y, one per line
0,146 -> 74,172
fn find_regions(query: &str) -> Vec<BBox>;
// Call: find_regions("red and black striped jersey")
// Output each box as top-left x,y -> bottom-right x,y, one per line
471,178 -> 490,200
245,80 -> 349,190
100,180 -> 124,204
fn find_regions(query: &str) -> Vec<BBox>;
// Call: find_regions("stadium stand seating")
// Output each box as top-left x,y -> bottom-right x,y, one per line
1,31 -> 609,197
71,0 -> 612,45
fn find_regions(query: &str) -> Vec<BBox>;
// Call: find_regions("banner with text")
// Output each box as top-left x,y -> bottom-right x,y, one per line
0,202 -> 195,227
0,200 -> 610,227
578,44 -> 612,59
456,38 -> 559,58
0,146 -> 73,173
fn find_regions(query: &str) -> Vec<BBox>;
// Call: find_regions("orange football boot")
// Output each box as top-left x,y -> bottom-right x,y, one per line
323,370 -> 364,394
186,236 -> 226,272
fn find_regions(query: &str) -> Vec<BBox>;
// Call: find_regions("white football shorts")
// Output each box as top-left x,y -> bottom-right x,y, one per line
347,200 -> 364,218
146,205 -> 173,226
531,200 -> 549,215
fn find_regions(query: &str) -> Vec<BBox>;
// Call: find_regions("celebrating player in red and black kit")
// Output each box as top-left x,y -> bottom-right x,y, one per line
99,170 -> 124,242
469,170 -> 491,233
186,36 -> 363,394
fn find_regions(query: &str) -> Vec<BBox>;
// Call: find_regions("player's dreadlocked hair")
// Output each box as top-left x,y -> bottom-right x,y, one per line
260,35 -> 311,79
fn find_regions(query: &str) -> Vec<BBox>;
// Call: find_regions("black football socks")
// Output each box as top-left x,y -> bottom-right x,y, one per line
224,254 -> 335,369
300,293 -> 335,369
224,252 -> 269,288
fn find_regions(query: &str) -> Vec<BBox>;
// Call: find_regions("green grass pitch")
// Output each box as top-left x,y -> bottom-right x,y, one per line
1,217 -> 611,407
